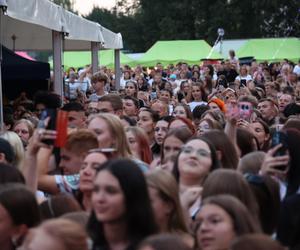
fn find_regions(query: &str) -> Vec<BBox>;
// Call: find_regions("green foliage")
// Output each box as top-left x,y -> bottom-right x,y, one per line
51,0 -> 77,13
85,0 -> 300,52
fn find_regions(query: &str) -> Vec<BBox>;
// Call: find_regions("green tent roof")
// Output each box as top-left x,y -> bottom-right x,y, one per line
236,38 -> 300,63
50,50 -> 135,69
137,40 -> 223,67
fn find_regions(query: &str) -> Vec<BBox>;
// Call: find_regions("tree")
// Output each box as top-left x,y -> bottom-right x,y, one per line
85,0 -> 300,52
51,0 -> 77,13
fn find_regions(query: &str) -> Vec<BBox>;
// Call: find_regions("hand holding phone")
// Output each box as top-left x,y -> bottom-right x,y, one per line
38,109 -> 68,147
260,142 -> 289,175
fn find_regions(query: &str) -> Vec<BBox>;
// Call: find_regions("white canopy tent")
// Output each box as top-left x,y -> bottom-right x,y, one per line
0,0 -> 123,128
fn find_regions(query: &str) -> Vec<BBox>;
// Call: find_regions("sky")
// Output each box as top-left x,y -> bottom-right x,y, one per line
73,0 -> 116,15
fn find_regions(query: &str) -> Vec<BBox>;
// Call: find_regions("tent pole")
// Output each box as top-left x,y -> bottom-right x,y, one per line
0,3 -> 7,131
114,49 -> 121,90
52,30 -> 64,102
91,42 -> 99,74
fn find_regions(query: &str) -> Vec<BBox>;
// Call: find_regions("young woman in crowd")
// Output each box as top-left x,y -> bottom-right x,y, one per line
195,194 -> 260,250
196,118 -> 222,136
146,169 -> 194,248
250,118 -> 270,151
137,108 -> 160,152
78,150 -> 108,212
125,80 -> 145,107
88,113 -> 149,171
152,116 -> 173,156
87,113 -> 132,158
126,126 -> 152,164
173,137 -> 220,216
87,158 -> 157,250
173,103 -> 193,120
188,82 -> 208,112
160,127 -> 193,166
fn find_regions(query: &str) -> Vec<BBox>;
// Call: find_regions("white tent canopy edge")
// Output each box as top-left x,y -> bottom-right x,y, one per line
0,0 -> 123,128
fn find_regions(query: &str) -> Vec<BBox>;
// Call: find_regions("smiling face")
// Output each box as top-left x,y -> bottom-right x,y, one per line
159,90 -> 171,103
178,139 -> 212,184
192,85 -> 202,101
196,204 -> 235,250
92,170 -> 126,223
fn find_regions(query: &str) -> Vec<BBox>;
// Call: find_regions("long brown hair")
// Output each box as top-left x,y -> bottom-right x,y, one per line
202,169 -> 259,218
146,169 -> 189,234
199,194 -> 261,235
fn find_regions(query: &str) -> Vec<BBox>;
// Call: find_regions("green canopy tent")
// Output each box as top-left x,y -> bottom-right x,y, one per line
137,40 -> 223,67
49,50 -> 135,69
236,38 -> 300,63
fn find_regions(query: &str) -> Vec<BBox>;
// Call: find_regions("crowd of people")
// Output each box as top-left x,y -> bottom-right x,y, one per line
1,52 -> 300,250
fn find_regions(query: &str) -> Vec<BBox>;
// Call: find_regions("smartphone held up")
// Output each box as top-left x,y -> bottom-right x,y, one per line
39,109 -> 68,147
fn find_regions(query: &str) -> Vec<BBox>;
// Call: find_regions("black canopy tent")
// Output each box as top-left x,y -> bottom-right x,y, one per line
2,45 -> 50,100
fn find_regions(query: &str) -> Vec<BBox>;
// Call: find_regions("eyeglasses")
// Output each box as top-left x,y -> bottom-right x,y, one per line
181,146 -> 211,157
14,129 -> 29,134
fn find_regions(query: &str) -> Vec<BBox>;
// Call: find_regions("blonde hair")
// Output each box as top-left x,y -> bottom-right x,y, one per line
0,131 -> 24,170
88,113 -> 131,158
13,119 -> 34,138
146,169 -> 189,234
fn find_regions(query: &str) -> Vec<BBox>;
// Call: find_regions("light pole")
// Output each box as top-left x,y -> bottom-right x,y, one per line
218,28 -> 225,55
0,0 -> 7,131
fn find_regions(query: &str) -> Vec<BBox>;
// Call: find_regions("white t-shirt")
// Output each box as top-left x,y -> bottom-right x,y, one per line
293,64 -> 300,76
188,101 -> 207,111
235,74 -> 252,82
